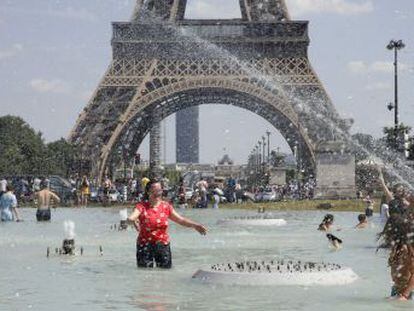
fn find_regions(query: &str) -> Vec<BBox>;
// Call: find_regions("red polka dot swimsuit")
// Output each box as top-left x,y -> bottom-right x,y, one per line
136,201 -> 173,245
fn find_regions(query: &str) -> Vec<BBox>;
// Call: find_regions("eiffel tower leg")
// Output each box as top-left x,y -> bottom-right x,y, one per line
149,120 -> 162,178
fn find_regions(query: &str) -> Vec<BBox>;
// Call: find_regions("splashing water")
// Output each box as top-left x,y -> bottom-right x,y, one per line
63,220 -> 75,239
143,11 -> 414,190
119,209 -> 128,221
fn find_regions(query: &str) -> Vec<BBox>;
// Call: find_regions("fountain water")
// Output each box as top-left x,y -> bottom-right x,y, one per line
164,18 -> 414,191
62,220 -> 76,255
217,213 -> 287,226
193,259 -> 358,286
119,209 -> 129,231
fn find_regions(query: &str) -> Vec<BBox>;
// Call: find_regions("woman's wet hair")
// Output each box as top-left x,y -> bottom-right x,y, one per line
318,214 -> 334,230
377,212 -> 414,250
392,183 -> 406,196
358,214 -> 367,222
143,178 -> 160,202
327,233 -> 342,244
322,214 -> 334,224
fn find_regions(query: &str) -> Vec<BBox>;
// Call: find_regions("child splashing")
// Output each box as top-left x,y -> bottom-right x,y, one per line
378,213 -> 414,301
318,214 -> 334,231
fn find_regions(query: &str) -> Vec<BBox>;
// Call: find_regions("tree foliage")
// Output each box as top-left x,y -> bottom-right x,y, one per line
383,124 -> 411,153
0,115 -> 77,177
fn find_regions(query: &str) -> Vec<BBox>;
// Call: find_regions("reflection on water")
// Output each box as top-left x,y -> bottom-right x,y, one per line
131,294 -> 174,311
0,208 -> 408,310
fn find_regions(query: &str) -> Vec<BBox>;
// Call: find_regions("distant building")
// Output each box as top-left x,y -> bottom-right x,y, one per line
215,154 -> 243,179
176,107 -> 199,163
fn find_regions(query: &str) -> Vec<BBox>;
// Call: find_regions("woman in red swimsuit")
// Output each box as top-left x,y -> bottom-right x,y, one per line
128,180 -> 207,268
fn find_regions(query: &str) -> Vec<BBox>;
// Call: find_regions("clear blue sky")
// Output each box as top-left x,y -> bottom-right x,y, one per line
0,0 -> 413,164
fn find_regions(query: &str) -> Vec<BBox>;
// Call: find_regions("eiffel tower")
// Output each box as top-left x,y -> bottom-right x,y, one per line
69,0 -> 356,198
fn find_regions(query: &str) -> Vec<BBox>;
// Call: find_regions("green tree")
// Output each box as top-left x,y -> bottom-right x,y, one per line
45,138 -> 78,177
0,115 -> 78,177
408,137 -> 414,160
383,124 -> 411,153
270,150 -> 285,167
0,115 -> 46,175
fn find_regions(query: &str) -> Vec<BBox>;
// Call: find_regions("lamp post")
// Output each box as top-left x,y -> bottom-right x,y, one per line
255,145 -> 259,186
262,136 -> 266,164
258,141 -> 262,165
386,39 -> 405,149
258,141 -> 262,185
266,130 -> 271,163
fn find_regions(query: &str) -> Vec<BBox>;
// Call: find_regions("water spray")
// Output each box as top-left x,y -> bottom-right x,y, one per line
61,221 -> 76,255
119,209 -> 128,231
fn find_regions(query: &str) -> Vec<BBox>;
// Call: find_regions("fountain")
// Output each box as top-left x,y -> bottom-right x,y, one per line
62,220 -> 76,255
119,209 -> 129,231
193,259 -> 358,286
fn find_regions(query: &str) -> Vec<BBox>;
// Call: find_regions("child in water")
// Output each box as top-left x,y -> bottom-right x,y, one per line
378,213 -> 414,301
318,214 -> 334,231
355,214 -> 368,229
326,233 -> 343,250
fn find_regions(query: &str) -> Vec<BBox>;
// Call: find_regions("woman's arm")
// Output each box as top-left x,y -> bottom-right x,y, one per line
378,169 -> 393,203
128,208 -> 140,223
169,209 -> 207,235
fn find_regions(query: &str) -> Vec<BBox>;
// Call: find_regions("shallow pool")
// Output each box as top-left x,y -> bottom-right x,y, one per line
0,208 -> 411,310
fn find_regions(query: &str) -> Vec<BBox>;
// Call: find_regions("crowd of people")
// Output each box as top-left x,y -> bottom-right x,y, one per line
3,168 -> 414,301
252,179 -> 316,201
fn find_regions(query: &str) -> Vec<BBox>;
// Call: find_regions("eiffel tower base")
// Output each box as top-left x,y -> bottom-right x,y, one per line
314,142 -> 356,199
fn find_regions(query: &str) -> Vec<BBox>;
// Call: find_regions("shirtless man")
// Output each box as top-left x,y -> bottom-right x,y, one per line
34,183 -> 60,221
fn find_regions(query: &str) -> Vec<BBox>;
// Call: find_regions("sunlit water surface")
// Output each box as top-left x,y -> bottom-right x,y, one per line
0,208 -> 412,311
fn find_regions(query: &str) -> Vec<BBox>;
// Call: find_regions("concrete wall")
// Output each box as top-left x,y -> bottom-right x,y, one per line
315,153 -> 356,199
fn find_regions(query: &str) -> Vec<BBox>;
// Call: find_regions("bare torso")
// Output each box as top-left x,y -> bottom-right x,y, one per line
36,189 -> 60,210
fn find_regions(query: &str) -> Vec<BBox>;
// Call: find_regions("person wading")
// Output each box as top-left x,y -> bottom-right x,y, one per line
0,185 -> 21,222
34,182 -> 61,221
128,180 -> 207,268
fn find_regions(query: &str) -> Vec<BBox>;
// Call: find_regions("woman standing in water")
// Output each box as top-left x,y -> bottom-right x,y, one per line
378,169 -> 410,216
79,176 -> 90,208
128,180 -> 207,268
378,213 -> 414,300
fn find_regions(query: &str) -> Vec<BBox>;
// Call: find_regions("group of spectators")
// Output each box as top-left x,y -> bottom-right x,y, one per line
0,176 -> 50,204
252,179 -> 316,201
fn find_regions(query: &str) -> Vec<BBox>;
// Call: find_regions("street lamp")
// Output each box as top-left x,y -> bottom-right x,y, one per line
255,145 -> 259,186
386,39 -> 405,144
262,136 -> 266,164
266,130 -> 271,163
258,140 -> 262,165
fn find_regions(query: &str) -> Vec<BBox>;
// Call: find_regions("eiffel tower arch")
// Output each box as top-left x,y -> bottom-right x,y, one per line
69,0 -> 356,198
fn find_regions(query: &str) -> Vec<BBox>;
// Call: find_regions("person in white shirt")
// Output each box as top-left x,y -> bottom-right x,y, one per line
380,195 -> 390,223
0,178 -> 7,197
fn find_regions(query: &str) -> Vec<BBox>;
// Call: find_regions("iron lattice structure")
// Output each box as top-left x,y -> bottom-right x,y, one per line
69,0 -> 355,197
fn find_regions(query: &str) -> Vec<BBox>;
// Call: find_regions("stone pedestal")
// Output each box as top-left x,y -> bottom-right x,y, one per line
314,142 -> 356,199
269,167 -> 287,185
